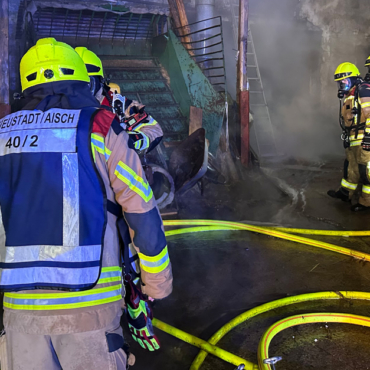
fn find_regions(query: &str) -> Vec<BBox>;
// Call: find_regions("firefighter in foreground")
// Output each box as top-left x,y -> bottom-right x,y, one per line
75,47 -> 163,154
328,62 -> 370,211
0,38 -> 172,369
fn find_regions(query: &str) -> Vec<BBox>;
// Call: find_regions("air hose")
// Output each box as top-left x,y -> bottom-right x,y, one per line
158,220 -> 370,369
163,220 -> 370,262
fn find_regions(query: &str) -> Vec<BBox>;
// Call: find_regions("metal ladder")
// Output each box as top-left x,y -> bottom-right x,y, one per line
229,0 -> 279,159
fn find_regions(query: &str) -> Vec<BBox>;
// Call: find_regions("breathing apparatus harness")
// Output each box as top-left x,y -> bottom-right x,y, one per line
339,78 -> 364,146
365,65 -> 370,82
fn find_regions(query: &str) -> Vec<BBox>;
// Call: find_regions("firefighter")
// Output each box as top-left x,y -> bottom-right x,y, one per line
365,55 -> 370,82
328,62 -> 370,211
75,47 -> 163,153
0,38 -> 172,369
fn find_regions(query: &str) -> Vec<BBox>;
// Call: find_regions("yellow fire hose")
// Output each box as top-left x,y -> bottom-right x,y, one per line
155,220 -> 370,369
153,291 -> 370,369
163,220 -> 370,262
258,312 -> 370,370
152,318 -> 258,370
267,227 -> 370,237
164,220 -> 370,238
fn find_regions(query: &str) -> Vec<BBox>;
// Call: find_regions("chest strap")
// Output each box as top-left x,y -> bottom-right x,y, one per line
107,200 -> 122,217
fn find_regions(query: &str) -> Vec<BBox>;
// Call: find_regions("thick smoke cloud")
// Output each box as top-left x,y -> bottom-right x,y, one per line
215,0 -> 370,160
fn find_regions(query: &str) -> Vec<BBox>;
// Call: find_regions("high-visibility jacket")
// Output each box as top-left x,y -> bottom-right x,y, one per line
0,107 -> 108,291
0,89 -> 172,334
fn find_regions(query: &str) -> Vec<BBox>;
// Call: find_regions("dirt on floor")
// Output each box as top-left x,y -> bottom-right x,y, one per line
129,155 -> 370,370
3,154 -> 370,370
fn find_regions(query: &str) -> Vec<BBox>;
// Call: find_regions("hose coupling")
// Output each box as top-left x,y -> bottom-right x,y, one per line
263,356 -> 282,370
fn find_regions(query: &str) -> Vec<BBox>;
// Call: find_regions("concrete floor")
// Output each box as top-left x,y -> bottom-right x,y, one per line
127,156 -> 370,370
2,155 -> 370,369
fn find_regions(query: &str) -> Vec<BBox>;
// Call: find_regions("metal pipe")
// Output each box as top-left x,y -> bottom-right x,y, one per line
196,0 -> 215,23
238,0 -> 250,166
195,0 -> 215,68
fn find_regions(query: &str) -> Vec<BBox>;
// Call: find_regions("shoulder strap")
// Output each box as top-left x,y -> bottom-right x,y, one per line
111,117 -> 124,135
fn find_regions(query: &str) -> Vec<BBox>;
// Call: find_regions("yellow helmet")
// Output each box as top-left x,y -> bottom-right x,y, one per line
75,47 -> 104,77
109,82 -> 121,94
334,62 -> 360,81
365,56 -> 370,67
20,38 -> 89,92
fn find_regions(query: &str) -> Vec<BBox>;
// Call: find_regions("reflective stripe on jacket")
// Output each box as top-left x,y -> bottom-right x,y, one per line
4,266 -> 122,310
0,108 -> 106,291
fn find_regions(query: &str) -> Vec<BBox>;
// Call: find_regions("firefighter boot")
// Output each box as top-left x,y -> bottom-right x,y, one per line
351,203 -> 370,212
327,190 -> 350,202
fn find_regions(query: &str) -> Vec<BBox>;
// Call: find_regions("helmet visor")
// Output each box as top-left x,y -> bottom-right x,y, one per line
89,76 -> 104,96
337,78 -> 352,92
89,76 -> 97,95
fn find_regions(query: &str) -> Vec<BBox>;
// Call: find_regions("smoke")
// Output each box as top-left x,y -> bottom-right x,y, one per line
210,0 -> 370,161
249,0 -> 342,160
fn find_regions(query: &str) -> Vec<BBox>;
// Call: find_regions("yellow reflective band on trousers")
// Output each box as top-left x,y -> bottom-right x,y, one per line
341,178 -> 357,190
349,134 -> 364,141
362,185 -> 370,194
139,246 -> 170,274
115,161 -> 153,202
3,266 -> 122,311
350,140 -> 362,147
91,133 -> 112,162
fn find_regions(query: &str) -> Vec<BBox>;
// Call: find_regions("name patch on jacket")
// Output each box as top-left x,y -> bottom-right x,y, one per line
0,109 -> 81,156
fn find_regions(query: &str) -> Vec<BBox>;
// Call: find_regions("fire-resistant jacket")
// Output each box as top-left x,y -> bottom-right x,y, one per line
0,81 -> 172,335
342,82 -> 370,146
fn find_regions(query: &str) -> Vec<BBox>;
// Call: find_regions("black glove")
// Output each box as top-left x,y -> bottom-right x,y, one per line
362,134 -> 370,151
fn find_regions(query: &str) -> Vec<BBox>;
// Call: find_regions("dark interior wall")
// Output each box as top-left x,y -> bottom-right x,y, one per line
300,0 -> 370,111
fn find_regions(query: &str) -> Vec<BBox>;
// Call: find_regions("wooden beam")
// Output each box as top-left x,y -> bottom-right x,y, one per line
175,0 -> 190,30
168,0 -> 182,29
0,0 -> 10,119
189,106 -> 203,135
238,0 -> 250,166
168,0 -> 193,55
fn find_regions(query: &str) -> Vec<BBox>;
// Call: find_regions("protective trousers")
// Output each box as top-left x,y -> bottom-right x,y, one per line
5,315 -> 127,370
340,146 -> 370,206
